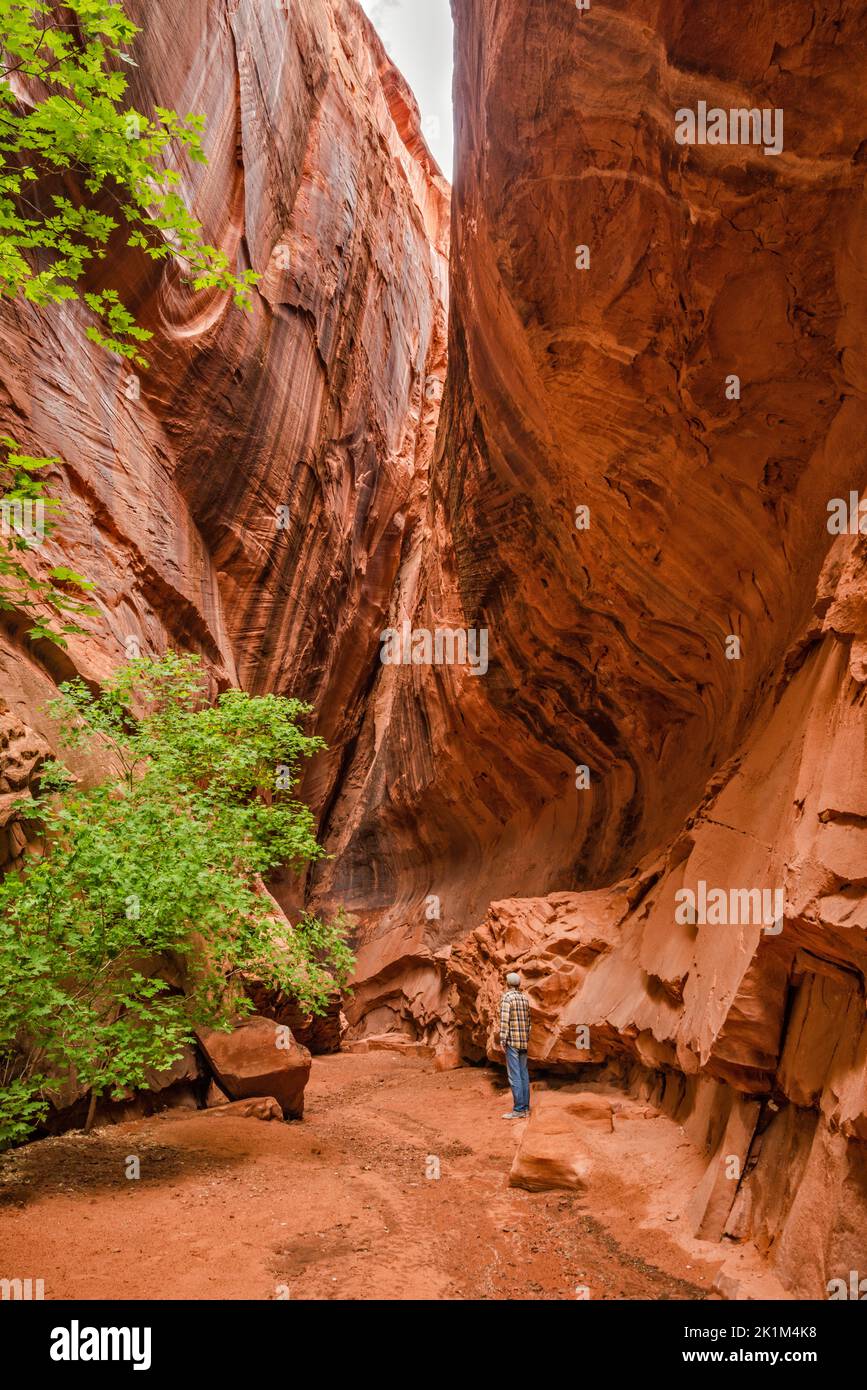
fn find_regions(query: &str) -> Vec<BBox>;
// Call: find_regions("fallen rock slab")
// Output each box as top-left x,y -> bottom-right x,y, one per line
344,1034 -> 434,1060
509,1095 -> 594,1192
686,1096 -> 761,1240
197,1016 -> 311,1119
205,1097 -> 283,1122
144,1044 -> 201,1094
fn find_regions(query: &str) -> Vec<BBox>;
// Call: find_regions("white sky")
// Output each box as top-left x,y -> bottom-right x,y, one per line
358,0 -> 454,179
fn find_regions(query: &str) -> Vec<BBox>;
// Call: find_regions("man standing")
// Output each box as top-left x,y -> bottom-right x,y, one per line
499,971 -> 531,1118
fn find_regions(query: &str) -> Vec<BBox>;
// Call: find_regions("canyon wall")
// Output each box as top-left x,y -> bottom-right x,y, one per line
0,0 -> 448,861
349,0 -> 867,1298
333,0 -> 867,1026
4,0 -> 867,1298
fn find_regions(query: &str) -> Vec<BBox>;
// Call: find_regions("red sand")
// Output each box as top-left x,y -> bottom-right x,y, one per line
0,1053 -> 782,1301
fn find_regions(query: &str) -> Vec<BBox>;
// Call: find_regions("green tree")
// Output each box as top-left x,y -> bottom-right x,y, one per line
0,1 -> 258,637
0,653 -> 353,1145
0,0 -> 256,363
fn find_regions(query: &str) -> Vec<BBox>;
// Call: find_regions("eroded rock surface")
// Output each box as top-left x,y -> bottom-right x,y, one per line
3,0 -> 867,1297
329,0 -> 867,1021
0,0 -> 448,855
442,510 -> 867,1295
0,701 -> 49,869
328,0 -> 867,1298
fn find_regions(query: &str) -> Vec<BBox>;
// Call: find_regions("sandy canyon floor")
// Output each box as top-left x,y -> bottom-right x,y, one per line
0,1053 -> 790,1301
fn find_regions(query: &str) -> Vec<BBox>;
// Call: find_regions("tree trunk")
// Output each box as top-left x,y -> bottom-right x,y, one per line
84,1087 -> 99,1134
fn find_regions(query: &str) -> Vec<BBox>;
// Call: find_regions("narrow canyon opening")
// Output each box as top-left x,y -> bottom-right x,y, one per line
1,0 -> 866,1321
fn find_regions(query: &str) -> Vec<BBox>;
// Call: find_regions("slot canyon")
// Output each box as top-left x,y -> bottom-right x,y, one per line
2,0 -> 867,1309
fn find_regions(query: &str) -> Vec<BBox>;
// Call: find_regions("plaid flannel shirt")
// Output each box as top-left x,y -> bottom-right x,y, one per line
499,988 -> 531,1050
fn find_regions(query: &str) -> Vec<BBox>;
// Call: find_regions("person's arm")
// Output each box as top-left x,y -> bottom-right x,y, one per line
499,994 -> 510,1047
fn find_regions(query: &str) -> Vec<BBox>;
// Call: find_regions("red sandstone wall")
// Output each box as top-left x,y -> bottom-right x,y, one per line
0,0 -> 448,853
3,0 -> 867,1297
405,0 -> 867,1297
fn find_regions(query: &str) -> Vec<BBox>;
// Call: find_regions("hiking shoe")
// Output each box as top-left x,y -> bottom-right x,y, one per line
502,1110 -> 527,1119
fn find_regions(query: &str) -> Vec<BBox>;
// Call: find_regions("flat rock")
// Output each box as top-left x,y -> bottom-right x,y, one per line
557,1093 -> 615,1132
344,1034 -> 434,1060
509,1096 -> 594,1193
205,1096 -> 283,1122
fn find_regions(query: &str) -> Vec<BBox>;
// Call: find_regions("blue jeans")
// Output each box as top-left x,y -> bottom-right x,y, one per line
505,1044 -> 530,1113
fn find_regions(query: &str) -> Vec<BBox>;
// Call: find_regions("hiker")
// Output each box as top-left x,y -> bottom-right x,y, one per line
499,971 -> 531,1118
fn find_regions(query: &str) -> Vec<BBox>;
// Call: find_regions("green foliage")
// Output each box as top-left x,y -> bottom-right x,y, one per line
0,653 -> 354,1146
0,2 -> 259,644
0,0 -> 257,364
0,432 -> 96,644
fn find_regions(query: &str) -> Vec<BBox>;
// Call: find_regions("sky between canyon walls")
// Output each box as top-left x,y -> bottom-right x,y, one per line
359,0 -> 454,178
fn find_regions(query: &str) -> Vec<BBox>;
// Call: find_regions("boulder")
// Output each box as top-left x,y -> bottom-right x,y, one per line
509,1095 -> 594,1193
144,1044 -> 201,1094
197,1016 -> 311,1119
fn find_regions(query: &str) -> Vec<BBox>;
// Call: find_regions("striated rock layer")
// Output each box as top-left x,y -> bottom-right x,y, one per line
4,0 -> 867,1297
0,0 -> 448,853
320,0 -> 867,1297
330,0 -> 867,994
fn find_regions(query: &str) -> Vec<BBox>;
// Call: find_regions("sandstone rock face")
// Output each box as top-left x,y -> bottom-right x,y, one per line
343,1032 -> 433,1060
0,0 -> 448,865
445,520 -> 867,1293
319,0 -> 867,1051
197,1017 -> 311,1119
0,701 -> 49,870
4,0 -> 867,1298
323,0 -> 867,1299
243,979 -> 343,1056
0,0 -> 448,1119
449,891 -> 629,1067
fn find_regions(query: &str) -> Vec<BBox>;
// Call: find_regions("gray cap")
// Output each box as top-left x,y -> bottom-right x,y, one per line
506,971 -> 520,987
